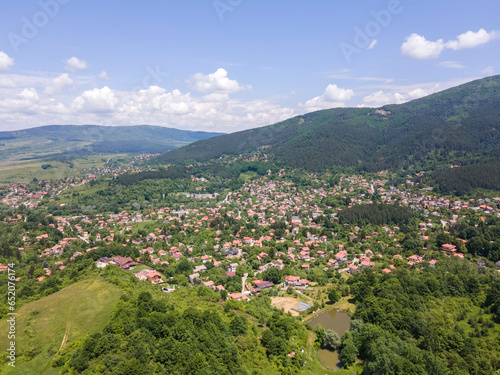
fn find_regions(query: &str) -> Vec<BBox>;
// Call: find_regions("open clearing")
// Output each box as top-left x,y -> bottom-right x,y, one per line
0,278 -> 121,375
271,296 -> 301,316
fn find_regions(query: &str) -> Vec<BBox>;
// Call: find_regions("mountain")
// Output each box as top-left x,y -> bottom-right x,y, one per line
0,125 -> 224,162
158,75 -> 500,171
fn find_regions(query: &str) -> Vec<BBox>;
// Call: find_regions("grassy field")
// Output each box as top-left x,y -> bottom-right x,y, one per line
0,278 -> 122,375
0,154 -> 130,186
239,171 -> 258,181
130,264 -> 152,273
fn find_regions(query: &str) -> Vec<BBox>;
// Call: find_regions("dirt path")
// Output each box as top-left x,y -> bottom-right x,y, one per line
57,302 -> 73,354
58,321 -> 71,353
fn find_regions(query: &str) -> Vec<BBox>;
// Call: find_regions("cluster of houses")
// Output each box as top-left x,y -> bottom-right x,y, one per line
3,168 -> 500,295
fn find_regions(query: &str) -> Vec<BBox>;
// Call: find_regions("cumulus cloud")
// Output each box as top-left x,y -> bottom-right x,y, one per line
0,51 -> 14,71
44,73 -> 73,95
188,68 -> 251,93
445,28 -> 499,50
64,57 -> 88,72
361,86 -> 438,107
401,33 -> 445,60
73,86 -> 118,113
19,88 -> 39,102
113,85 -> 295,132
128,86 -> 193,114
362,91 -> 405,107
402,29 -> 499,60
300,84 -> 354,112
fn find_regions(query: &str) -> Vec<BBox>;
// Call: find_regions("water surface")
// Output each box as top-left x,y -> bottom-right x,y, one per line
308,309 -> 351,370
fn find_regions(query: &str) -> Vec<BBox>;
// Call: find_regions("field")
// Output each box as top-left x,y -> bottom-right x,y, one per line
0,154 -> 130,186
271,296 -> 301,316
239,171 -> 258,181
0,278 -> 122,375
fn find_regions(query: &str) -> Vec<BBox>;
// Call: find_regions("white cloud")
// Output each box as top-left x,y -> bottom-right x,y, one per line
99,70 -> 110,80
438,61 -> 466,69
0,51 -> 14,71
188,68 -> 251,93
73,86 -> 118,113
445,28 -> 499,50
44,73 -> 73,95
0,67 -> 296,132
362,91 -> 405,107
300,84 -> 354,112
367,39 -> 378,50
113,85 -> 295,132
402,29 -> 499,60
0,76 -> 17,88
360,84 -> 444,107
64,57 -> 88,72
480,66 -> 495,76
401,33 -> 445,60
19,88 -> 39,102
406,88 -> 434,100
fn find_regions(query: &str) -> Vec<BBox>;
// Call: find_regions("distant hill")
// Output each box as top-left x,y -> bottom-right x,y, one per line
158,75 -> 500,171
0,125 -> 224,162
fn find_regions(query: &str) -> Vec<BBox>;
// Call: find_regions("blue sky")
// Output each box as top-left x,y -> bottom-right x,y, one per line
0,0 -> 498,133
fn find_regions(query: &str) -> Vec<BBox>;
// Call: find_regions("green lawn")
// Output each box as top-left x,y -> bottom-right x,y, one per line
0,278 -> 122,375
130,264 -> 152,273
239,171 -> 258,182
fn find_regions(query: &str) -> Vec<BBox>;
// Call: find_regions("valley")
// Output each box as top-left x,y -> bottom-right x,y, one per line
1,77 -> 500,374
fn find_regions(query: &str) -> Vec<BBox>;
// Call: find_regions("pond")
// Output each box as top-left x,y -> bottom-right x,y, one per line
308,309 -> 352,371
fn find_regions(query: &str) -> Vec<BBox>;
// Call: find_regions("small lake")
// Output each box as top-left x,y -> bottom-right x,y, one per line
308,309 -> 352,371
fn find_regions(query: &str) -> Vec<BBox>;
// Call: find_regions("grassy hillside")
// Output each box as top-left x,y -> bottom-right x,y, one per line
0,278 -> 121,375
158,75 -> 500,171
0,125 -> 223,163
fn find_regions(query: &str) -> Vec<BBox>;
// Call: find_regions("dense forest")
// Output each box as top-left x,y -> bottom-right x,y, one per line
113,166 -> 190,186
338,204 -> 415,226
346,258 -> 500,374
158,75 -> 500,172
431,159 -> 500,194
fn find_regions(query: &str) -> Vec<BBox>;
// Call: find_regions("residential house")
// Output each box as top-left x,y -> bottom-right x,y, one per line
112,256 -> 135,270
227,263 -> 238,273
274,259 -> 284,270
188,273 -> 200,284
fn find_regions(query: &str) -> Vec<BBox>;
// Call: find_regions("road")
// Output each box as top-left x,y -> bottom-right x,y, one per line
241,273 -> 248,293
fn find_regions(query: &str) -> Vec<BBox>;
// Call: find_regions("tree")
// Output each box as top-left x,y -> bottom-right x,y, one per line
230,315 -> 248,336
220,289 -> 228,300
261,329 -> 275,348
268,336 -> 287,357
314,324 -> 325,348
264,267 -> 283,284
328,288 -> 340,304
323,329 -> 341,350
340,341 -> 358,368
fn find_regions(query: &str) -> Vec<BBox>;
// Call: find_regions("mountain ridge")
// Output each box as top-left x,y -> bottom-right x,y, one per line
158,75 -> 500,171
0,124 -> 224,161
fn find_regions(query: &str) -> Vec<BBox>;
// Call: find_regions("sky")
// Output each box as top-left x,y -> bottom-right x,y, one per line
0,0 -> 499,133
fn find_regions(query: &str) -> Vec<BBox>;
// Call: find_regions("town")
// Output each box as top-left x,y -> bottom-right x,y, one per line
2,163 -> 499,317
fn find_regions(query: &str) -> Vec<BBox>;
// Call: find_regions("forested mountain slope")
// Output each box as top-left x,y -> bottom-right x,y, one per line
159,75 -> 500,171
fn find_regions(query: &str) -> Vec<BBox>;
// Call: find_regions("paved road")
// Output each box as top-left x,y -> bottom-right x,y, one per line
241,273 -> 248,293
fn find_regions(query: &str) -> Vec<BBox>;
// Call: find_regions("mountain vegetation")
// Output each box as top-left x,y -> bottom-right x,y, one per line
346,258 -> 500,374
159,75 -> 500,172
0,125 -> 223,162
